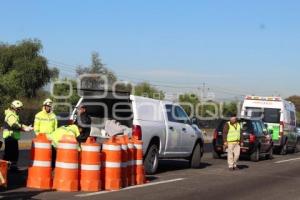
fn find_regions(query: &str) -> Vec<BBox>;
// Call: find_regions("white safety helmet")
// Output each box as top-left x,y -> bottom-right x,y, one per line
11,100 -> 23,109
43,98 -> 53,107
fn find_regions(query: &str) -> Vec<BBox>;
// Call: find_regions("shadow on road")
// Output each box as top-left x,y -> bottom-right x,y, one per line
156,160 -> 212,174
0,190 -> 49,200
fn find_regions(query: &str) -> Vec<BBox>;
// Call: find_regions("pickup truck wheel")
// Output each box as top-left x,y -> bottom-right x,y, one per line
190,143 -> 202,168
250,147 -> 260,162
144,144 -> 159,175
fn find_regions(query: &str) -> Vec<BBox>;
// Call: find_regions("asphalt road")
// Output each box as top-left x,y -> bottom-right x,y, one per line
2,146 -> 300,200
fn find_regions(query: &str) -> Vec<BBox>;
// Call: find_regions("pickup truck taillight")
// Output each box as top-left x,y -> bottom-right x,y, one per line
249,134 -> 256,143
132,125 -> 142,140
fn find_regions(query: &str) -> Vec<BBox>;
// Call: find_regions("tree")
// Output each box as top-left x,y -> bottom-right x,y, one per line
0,39 -> 57,98
179,93 -> 200,116
76,52 -> 117,89
134,82 -> 165,100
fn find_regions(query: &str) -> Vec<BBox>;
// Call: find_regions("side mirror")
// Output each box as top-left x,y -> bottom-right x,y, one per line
191,117 -> 197,125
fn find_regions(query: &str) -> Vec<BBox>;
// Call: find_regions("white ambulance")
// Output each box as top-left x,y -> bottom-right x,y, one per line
241,96 -> 297,155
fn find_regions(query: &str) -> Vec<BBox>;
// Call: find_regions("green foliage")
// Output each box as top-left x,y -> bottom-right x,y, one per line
76,52 -> 117,89
52,78 -> 80,113
134,82 -> 165,100
0,39 -> 57,98
179,93 -> 199,116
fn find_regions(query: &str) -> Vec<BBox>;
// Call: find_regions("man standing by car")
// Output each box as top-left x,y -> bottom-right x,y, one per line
223,116 -> 243,171
74,104 -> 91,144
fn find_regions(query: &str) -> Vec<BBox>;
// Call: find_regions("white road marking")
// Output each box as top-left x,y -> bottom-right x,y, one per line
275,157 -> 300,164
76,178 -> 185,197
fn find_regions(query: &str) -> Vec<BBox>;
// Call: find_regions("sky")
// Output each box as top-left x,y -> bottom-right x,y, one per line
0,0 -> 299,100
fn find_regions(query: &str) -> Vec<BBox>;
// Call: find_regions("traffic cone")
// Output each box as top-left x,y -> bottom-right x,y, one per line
80,137 -> 102,192
116,135 -> 129,188
53,136 -> 79,192
133,139 -> 146,185
27,133 -> 52,189
102,137 -> 122,191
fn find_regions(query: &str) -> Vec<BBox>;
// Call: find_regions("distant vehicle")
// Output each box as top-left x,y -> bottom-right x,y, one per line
212,118 -> 273,161
241,96 -> 297,155
71,90 -> 204,174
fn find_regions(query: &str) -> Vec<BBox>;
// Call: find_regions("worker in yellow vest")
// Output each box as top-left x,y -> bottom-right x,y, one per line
223,116 -> 243,171
48,124 -> 81,168
2,100 -> 33,172
34,98 -> 57,138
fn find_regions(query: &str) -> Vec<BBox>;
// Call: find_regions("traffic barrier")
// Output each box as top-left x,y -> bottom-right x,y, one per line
27,133 -> 52,189
102,137 -> 122,191
53,136 -> 79,192
0,160 -> 9,188
133,139 -> 146,185
116,135 -> 128,188
80,137 -> 102,192
127,138 -> 135,186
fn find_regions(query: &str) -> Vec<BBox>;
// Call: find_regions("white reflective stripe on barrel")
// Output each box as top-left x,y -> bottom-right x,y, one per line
56,161 -> 78,169
32,160 -> 51,167
104,162 -> 122,168
121,162 -> 128,168
127,143 -> 134,149
81,145 -> 100,152
58,143 -> 78,150
121,145 -> 128,150
135,160 -> 143,166
127,160 -> 135,166
134,144 -> 143,150
102,144 -> 121,151
81,164 -> 101,171
34,142 -> 51,149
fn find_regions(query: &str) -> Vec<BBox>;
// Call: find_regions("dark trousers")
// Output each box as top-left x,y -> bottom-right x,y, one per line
3,137 -> 19,166
51,146 -> 57,169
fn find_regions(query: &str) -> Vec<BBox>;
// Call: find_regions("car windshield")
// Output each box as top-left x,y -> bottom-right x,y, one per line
263,108 -> 280,123
245,107 -> 280,123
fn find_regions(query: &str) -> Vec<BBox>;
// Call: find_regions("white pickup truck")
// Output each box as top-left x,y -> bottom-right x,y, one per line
71,90 -> 204,174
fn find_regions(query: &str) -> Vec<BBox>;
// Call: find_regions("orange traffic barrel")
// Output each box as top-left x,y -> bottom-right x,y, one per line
27,133 -> 52,189
80,137 -> 102,192
0,160 -> 9,188
116,135 -> 128,188
133,139 -> 146,185
127,139 -> 135,186
53,137 -> 79,192
102,137 -> 122,191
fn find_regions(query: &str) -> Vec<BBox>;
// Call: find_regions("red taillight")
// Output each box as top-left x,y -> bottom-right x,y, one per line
280,121 -> 284,136
132,125 -> 142,140
249,134 -> 256,143
213,130 -> 218,140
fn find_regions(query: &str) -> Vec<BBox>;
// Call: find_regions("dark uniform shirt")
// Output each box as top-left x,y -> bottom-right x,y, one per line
75,112 -> 91,143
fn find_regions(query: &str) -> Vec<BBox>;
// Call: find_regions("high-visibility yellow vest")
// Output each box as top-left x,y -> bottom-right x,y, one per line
34,108 -> 57,137
227,122 -> 241,142
3,109 -> 22,140
49,125 -> 80,148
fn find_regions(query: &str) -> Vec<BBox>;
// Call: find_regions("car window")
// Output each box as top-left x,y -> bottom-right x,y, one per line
175,106 -> 191,124
252,121 -> 258,135
165,104 -> 177,123
240,120 -> 253,133
255,121 -> 264,136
